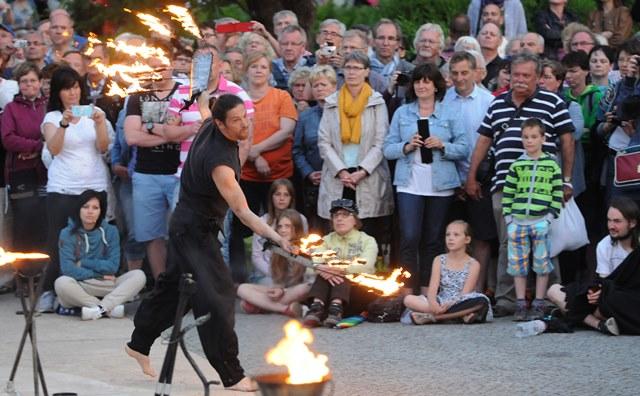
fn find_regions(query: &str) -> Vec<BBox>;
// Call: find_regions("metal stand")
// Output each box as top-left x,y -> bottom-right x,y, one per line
155,273 -> 220,396
5,270 -> 48,396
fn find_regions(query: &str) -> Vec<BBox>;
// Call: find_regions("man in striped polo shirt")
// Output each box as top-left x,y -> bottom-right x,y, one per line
165,44 -> 255,205
465,52 -> 575,317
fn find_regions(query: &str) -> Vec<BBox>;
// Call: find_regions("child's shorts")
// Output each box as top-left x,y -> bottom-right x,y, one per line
507,220 -> 554,276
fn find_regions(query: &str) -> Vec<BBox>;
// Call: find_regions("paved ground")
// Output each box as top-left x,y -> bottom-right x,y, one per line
1,292 -> 639,396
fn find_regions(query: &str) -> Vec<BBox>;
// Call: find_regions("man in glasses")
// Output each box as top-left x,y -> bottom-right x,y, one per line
315,18 -> 345,68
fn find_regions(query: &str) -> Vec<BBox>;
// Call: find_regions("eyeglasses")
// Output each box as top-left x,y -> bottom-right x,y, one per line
320,30 -> 342,38
331,211 -> 354,219
280,41 -> 303,47
418,39 -> 439,45
343,65 -> 366,72
342,45 -> 365,52
202,33 -> 216,39
174,57 -> 191,62
27,41 -> 43,46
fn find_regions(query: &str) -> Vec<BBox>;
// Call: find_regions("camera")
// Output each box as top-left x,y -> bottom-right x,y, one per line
13,39 -> 27,49
320,42 -> 336,57
396,72 -> 411,86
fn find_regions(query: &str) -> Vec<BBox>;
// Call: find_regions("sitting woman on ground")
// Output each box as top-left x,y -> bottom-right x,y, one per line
403,220 -> 492,325
250,178 -> 308,284
54,190 -> 146,320
238,209 -> 314,317
302,198 -> 378,328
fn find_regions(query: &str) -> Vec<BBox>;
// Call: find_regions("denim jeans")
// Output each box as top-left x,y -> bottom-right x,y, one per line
397,192 -> 452,291
114,178 -> 146,261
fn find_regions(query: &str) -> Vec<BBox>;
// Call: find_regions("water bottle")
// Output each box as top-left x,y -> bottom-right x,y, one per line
514,320 -> 547,338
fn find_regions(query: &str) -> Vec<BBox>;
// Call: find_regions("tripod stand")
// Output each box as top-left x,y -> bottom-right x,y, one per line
155,273 -> 220,396
5,259 -> 49,396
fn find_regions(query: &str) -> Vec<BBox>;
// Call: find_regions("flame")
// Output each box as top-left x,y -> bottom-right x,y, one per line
266,321 -> 330,384
105,40 -> 170,65
299,234 -> 323,255
163,5 -> 201,38
135,12 -> 172,37
345,268 -> 411,296
0,248 -> 49,267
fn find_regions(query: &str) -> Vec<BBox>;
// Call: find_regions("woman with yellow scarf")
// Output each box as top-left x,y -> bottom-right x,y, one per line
317,51 -> 393,248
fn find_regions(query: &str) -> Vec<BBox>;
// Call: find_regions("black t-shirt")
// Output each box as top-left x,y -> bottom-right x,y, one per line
126,83 -> 181,174
178,119 -> 240,221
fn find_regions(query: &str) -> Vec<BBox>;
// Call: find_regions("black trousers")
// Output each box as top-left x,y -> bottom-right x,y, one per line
128,205 -> 244,387
11,194 -> 47,252
308,276 -> 377,316
42,192 -> 79,291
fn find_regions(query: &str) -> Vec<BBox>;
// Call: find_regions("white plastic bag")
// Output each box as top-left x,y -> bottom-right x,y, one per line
549,198 -> 589,257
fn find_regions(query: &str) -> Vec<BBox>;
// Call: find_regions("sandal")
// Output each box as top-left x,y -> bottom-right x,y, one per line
410,312 -> 436,325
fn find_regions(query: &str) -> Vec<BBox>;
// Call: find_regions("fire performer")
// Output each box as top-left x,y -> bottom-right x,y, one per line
125,94 -> 290,392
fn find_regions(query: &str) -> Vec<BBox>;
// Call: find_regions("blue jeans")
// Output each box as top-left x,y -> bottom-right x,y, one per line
397,193 -> 452,291
115,178 -> 146,261
132,172 -> 178,242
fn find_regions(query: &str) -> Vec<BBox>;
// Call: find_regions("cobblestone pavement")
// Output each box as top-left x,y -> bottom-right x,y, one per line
182,311 -> 640,396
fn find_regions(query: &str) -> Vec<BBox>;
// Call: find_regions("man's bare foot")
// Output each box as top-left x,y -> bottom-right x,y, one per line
125,344 -> 157,378
226,376 -> 258,392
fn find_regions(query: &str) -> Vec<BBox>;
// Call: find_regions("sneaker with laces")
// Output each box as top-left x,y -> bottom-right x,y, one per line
302,301 -> 326,328
513,305 -> 528,322
81,306 -> 105,321
108,304 -> 125,318
598,317 -> 620,336
36,291 -> 56,313
527,305 -> 545,321
323,302 -> 343,328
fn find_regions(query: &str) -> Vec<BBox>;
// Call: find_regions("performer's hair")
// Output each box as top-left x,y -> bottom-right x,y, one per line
212,94 -> 245,122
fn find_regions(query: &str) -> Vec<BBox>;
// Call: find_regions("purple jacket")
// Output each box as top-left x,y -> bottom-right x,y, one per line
1,94 -> 47,184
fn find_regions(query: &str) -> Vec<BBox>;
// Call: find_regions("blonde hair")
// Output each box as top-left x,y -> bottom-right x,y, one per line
288,66 -> 312,90
446,220 -> 473,255
309,64 -> 337,86
238,32 -> 276,59
243,50 -> 273,74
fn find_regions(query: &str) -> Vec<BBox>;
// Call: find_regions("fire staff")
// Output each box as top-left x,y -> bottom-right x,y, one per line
125,94 -> 290,392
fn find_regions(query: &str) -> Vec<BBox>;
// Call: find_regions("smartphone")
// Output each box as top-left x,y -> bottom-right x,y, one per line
72,105 -> 94,118
215,22 -> 253,34
417,119 -> 432,164
13,39 -> 27,49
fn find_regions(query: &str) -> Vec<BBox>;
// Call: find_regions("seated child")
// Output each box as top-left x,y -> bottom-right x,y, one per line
237,209 -> 314,317
302,199 -> 378,328
251,179 -> 308,284
403,220 -> 492,324
54,190 -> 146,320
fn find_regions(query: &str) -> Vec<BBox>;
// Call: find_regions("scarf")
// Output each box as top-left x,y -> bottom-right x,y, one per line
338,83 -> 373,144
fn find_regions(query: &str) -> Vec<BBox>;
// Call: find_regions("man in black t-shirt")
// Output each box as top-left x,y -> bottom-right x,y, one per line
126,95 -> 289,392
124,48 -> 202,280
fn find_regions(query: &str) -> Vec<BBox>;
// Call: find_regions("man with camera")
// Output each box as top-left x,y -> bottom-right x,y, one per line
370,18 -> 414,81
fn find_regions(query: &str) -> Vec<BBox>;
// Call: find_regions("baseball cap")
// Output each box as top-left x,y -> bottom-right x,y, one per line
0,23 -> 15,38
330,199 -> 359,215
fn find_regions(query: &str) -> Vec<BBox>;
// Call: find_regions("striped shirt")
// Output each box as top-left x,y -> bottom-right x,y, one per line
477,88 -> 574,192
167,75 -> 254,177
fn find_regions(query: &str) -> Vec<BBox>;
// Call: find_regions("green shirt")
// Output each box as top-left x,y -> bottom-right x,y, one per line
319,229 -> 378,274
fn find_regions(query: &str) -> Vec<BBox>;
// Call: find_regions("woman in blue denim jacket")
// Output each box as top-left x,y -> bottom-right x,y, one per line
383,64 -> 469,294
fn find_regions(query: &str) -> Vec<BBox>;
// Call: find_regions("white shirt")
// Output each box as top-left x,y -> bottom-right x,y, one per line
596,235 -> 632,277
41,111 -> 109,195
0,78 -> 18,110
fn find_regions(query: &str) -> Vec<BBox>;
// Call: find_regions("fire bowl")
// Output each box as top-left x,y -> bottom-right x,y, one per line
254,373 -> 332,396
12,257 -> 49,278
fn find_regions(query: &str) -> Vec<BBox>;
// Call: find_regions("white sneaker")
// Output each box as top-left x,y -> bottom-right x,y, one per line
36,291 -> 56,313
81,306 -> 104,321
108,304 -> 125,318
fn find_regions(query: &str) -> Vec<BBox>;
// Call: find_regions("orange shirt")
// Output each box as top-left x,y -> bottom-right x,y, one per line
242,87 -> 298,182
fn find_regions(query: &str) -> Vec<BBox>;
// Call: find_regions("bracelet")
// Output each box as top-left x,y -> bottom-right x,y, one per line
563,182 -> 573,188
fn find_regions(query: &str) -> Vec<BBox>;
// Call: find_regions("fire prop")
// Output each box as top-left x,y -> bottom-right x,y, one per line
0,247 -> 49,267
346,268 -> 411,296
163,5 -> 202,39
255,320 -> 331,395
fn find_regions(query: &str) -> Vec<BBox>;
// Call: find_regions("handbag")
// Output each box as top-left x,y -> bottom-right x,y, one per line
7,168 -> 39,199
549,198 -> 590,257
476,151 -> 495,185
614,145 -> 640,188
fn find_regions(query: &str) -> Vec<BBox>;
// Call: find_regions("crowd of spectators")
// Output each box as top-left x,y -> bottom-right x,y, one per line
0,0 -> 640,334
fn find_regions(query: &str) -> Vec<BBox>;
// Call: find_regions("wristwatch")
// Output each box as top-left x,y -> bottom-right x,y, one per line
563,176 -> 572,183
59,120 -> 69,129
145,121 -> 154,134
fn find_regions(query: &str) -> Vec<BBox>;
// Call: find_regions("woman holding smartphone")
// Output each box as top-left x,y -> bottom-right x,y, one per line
383,64 -> 468,296
37,66 -> 111,313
